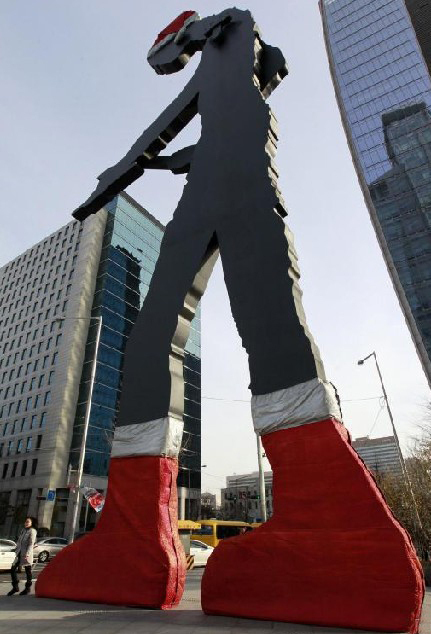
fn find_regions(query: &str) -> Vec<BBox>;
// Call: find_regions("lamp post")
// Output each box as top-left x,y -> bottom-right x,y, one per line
56,315 -> 103,543
199,465 -> 207,518
357,352 -> 407,480
357,351 -> 423,535
256,433 -> 267,522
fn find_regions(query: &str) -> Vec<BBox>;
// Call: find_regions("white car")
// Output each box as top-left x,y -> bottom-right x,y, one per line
0,539 -> 16,571
33,537 -> 68,563
190,540 -> 214,567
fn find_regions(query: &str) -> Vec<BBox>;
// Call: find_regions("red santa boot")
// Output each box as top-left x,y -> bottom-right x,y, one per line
36,418 -> 186,608
202,379 -> 424,633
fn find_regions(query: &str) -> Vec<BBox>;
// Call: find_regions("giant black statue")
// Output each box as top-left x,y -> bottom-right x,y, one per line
36,9 -> 423,632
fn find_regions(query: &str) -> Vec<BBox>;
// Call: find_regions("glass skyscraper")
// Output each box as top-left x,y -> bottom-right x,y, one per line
70,192 -> 202,523
320,0 -> 431,386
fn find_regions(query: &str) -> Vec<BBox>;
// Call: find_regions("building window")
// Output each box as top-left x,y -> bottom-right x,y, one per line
21,460 -> 27,476
36,435 -> 42,449
26,437 -> 32,453
52,352 -> 58,365
11,462 -> 17,477
16,439 -> 23,454
44,391 -> 51,406
39,412 -> 46,428
48,371 -> 55,385
31,415 -> 37,429
2,464 -> 8,479
31,459 -> 38,475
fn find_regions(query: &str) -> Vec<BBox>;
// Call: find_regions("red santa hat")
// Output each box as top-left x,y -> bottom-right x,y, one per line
147,11 -> 200,58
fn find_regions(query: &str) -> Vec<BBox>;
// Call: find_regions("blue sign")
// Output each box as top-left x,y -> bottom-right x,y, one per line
47,490 -> 56,502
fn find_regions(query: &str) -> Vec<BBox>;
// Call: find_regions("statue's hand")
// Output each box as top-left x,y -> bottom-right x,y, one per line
73,160 -> 144,221
142,145 -> 195,174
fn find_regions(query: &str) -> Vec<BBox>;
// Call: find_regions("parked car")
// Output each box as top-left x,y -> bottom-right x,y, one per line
0,539 -> 16,571
33,537 -> 68,563
190,540 -> 214,567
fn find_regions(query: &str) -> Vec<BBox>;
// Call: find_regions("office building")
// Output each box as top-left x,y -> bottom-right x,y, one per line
200,491 -> 217,519
0,192 -> 201,537
405,0 -> 431,73
320,0 -> 431,387
353,435 -> 403,476
222,471 -> 273,523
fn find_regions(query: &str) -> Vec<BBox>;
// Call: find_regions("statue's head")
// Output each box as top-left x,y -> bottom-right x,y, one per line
147,10 -> 202,75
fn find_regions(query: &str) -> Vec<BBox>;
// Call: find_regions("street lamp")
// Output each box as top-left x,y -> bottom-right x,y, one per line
198,465 -> 207,518
256,433 -> 267,522
55,315 -> 103,543
357,351 -> 423,534
357,352 -> 406,477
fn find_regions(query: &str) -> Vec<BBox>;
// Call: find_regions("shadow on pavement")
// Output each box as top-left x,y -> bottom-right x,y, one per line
0,588 -> 429,634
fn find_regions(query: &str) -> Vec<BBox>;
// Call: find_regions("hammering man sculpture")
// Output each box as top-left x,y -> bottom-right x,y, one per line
37,9 -> 423,632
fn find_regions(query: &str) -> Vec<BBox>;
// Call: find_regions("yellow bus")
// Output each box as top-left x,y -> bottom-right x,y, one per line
190,519 -> 252,547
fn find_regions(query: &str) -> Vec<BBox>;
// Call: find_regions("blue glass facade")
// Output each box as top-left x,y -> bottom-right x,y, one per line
69,193 -> 201,492
321,0 -> 431,385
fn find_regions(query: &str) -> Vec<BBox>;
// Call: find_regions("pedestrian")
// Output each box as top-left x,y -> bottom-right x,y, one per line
8,517 -> 37,596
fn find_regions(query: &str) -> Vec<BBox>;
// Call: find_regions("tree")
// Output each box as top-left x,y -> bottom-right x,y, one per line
373,418 -> 431,584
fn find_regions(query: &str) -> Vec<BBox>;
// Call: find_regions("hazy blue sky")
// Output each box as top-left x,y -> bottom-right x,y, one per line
1,1 -> 429,496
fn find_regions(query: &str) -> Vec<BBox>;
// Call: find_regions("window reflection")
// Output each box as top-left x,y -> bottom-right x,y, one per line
70,194 -> 201,478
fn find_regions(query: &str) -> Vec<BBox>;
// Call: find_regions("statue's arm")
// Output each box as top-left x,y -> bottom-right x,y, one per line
142,145 -> 195,174
257,40 -> 288,99
73,77 -> 199,221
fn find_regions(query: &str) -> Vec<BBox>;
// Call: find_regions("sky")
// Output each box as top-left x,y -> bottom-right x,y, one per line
1,1 -> 430,498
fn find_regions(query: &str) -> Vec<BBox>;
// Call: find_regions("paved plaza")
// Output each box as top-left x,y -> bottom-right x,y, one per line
0,570 -> 430,634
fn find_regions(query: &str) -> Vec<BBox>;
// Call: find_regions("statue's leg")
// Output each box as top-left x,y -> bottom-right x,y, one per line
202,206 -> 424,633
36,199 -> 219,608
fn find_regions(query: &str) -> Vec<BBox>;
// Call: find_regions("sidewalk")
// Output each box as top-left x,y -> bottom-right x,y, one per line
0,580 -> 429,633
